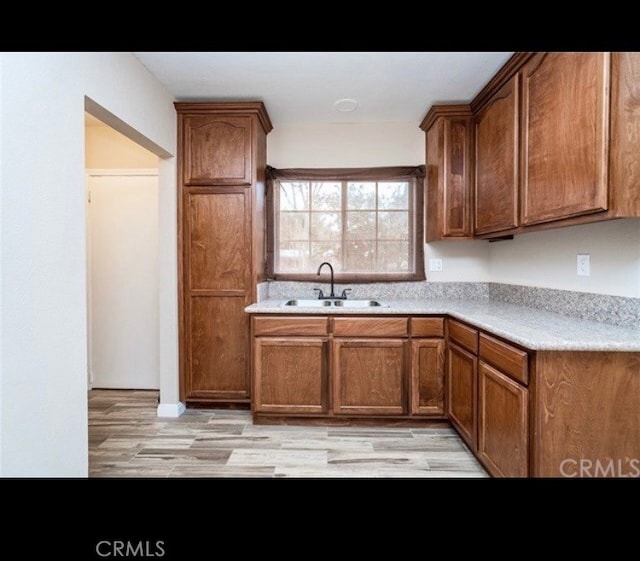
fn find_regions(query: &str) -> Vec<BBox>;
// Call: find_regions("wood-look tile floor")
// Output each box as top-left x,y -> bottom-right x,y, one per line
89,389 -> 488,478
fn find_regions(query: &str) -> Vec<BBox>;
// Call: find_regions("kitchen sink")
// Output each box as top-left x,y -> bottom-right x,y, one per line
283,299 -> 333,307
332,299 -> 387,308
282,299 -> 388,308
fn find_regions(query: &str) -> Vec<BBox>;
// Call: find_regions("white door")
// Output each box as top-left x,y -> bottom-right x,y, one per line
87,172 -> 159,389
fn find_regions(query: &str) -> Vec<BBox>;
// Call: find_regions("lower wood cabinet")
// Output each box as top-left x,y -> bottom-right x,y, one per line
332,338 -> 406,415
447,342 -> 477,450
411,339 -> 445,416
250,314 -> 639,477
251,315 -> 445,420
478,361 -> 529,477
253,337 -> 328,414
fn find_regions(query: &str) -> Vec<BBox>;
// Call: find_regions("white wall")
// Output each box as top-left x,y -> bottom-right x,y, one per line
268,122 -> 424,167
0,54 -> 3,471
0,53 -> 177,477
85,122 -> 159,169
489,219 -> 640,298
268,122 -> 490,282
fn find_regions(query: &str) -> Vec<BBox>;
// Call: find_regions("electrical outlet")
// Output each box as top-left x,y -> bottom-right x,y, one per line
429,259 -> 443,272
577,254 -> 590,276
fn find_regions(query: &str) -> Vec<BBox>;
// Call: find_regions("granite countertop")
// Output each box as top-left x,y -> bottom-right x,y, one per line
244,298 -> 640,352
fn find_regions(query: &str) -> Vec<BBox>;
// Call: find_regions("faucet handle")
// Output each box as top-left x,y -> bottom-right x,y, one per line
340,288 -> 352,299
313,288 -> 325,300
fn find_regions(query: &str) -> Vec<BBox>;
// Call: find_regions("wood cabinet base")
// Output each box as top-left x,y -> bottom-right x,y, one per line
253,414 -> 448,427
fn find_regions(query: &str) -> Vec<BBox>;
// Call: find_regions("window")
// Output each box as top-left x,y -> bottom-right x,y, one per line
266,167 -> 425,282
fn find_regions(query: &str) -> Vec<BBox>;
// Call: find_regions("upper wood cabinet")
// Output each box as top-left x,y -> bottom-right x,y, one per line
183,115 -> 253,185
424,52 -> 640,240
421,106 -> 473,241
474,75 -> 520,235
521,52 -> 609,225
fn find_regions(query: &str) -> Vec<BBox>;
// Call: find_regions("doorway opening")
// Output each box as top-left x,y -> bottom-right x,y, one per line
85,113 -> 160,391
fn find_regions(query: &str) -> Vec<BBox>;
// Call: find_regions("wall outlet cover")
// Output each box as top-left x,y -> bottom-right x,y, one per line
577,254 -> 590,276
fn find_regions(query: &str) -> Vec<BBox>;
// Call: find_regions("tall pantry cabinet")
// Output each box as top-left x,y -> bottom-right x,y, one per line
176,102 -> 273,406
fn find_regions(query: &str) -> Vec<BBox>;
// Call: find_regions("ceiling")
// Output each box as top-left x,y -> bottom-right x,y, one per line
133,52 -> 513,125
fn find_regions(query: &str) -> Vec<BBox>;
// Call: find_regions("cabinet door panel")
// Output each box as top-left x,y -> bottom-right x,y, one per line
254,338 -> 327,414
425,112 -> 473,241
478,362 -> 529,477
183,115 -> 252,185
447,343 -> 477,449
443,118 -> 472,237
411,339 -> 445,416
188,296 -> 248,399
475,75 -> 519,234
522,52 -> 609,224
188,192 -> 250,291
333,339 -> 406,415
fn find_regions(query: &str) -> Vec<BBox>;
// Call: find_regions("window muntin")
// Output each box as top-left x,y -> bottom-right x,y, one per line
272,176 -> 423,281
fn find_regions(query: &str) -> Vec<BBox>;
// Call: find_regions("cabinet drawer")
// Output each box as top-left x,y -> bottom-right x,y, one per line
479,333 -> 529,385
253,316 -> 329,337
332,317 -> 408,337
448,320 -> 478,354
411,317 -> 444,338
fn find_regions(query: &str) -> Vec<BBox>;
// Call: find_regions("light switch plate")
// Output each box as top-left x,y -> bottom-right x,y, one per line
429,259 -> 443,272
577,254 -> 590,276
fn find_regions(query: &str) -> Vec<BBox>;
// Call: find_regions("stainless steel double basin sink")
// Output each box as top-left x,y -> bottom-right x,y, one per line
282,299 -> 388,308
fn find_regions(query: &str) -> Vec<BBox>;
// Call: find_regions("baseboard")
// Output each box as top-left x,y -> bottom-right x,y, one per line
157,402 -> 186,418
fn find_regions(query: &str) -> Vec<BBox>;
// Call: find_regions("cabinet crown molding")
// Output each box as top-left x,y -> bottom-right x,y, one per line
419,104 -> 472,132
174,101 -> 273,134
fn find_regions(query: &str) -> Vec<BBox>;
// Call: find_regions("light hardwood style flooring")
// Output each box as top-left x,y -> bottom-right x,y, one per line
89,390 -> 487,478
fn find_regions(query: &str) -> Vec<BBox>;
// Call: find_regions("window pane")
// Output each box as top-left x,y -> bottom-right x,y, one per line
378,182 -> 409,210
377,241 -> 409,271
346,211 -> 376,239
311,182 -> 341,211
347,182 -> 376,210
280,182 -> 309,211
345,240 -> 376,272
279,212 -> 309,241
278,241 -> 310,272
272,172 -> 422,280
378,211 -> 408,240
311,212 -> 341,240
311,241 -> 341,264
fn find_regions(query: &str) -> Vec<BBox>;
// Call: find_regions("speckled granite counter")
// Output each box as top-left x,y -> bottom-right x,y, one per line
245,298 -> 640,352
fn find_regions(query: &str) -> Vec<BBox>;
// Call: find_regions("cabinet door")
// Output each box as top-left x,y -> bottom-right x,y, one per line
478,362 -> 528,477
522,52 -> 609,225
411,339 -> 445,416
184,190 -> 251,400
475,75 -> 519,235
333,339 -> 406,415
183,115 -> 252,186
187,191 -> 250,291
447,342 -> 477,449
425,115 -> 472,241
188,296 -> 249,399
253,338 -> 328,414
